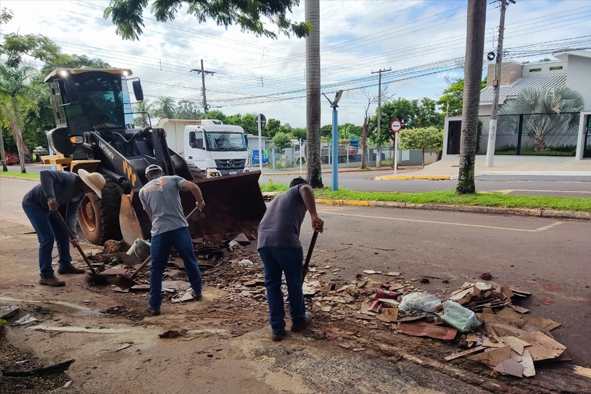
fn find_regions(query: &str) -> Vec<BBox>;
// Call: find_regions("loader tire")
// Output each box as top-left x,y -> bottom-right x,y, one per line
187,163 -> 206,180
77,176 -> 123,245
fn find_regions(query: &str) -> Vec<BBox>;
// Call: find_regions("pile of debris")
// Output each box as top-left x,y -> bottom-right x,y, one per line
296,270 -> 568,380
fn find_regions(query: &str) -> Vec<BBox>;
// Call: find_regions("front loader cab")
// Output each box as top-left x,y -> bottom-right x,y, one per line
44,68 -> 134,158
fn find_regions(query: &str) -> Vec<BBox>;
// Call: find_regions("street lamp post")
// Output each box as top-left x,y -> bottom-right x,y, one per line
323,91 -> 344,191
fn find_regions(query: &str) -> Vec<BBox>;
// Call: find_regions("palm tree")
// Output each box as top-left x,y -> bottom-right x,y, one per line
133,99 -> 153,127
0,63 -> 38,173
456,0 -> 487,194
305,0 -> 322,188
154,96 -> 176,120
499,87 -> 584,152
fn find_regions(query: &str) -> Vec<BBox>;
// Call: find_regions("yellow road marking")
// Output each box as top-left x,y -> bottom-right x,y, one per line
320,211 -> 563,233
374,175 -> 451,181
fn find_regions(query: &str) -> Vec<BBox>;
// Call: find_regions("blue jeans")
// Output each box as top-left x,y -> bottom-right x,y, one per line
259,247 -> 306,335
22,202 -> 74,279
149,227 -> 202,310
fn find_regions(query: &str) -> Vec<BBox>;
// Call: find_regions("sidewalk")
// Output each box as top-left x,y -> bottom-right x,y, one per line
405,156 -> 591,177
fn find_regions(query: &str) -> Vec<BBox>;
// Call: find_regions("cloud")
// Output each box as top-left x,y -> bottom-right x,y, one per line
2,0 -> 590,127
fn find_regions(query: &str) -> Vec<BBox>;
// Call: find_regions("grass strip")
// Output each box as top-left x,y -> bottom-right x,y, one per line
261,184 -> 591,212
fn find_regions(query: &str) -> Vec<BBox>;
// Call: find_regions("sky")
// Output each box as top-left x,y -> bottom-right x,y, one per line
1,0 -> 591,128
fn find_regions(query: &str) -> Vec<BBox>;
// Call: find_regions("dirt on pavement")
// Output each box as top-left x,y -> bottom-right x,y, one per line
1,219 -> 590,394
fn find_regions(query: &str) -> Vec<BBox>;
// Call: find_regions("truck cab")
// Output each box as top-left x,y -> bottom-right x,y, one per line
184,123 -> 249,178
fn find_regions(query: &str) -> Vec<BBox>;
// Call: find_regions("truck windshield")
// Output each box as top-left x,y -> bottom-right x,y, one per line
204,131 -> 247,151
61,72 -> 125,132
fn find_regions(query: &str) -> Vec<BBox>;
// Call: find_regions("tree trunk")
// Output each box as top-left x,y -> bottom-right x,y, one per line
456,0 -> 487,194
15,124 -> 27,174
305,0 -> 323,188
361,117 -> 369,169
0,125 -> 8,172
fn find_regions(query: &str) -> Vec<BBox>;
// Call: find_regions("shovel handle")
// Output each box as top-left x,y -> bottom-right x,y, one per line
53,211 -> 98,276
302,231 -> 319,278
130,206 -> 200,279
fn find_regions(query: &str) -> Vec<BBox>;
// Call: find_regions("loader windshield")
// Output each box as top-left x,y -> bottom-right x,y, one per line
205,131 -> 247,151
61,72 -> 125,132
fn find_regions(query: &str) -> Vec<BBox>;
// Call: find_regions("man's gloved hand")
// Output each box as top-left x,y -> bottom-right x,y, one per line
70,237 -> 80,247
311,215 -> 324,233
48,199 -> 59,211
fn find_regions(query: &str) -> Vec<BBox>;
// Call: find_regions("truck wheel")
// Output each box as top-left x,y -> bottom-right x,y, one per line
187,163 -> 206,180
77,177 -> 123,245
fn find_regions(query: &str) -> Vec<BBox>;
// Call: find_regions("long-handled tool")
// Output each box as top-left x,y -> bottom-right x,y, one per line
302,231 -> 319,279
54,212 -> 109,284
108,206 -> 201,289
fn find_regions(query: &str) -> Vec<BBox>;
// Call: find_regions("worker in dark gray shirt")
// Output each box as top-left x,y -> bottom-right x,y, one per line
22,170 -> 106,286
257,177 -> 324,342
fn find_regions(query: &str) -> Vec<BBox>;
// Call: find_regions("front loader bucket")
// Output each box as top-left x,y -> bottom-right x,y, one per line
119,172 -> 266,246
183,171 -> 267,245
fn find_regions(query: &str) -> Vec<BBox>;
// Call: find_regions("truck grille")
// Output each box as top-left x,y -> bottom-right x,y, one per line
215,159 -> 246,170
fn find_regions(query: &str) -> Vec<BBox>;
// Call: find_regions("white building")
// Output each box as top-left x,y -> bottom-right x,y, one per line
444,50 -> 591,159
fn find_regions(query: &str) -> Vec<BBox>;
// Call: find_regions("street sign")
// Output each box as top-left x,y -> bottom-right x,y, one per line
390,120 -> 402,133
258,114 -> 267,129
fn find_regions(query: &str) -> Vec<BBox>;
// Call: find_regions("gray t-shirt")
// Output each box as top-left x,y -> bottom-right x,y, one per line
258,184 -> 308,249
139,175 -> 188,237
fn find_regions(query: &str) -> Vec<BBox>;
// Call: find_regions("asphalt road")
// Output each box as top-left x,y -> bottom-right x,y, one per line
16,164 -> 591,197
262,170 -> 591,198
2,177 -> 590,366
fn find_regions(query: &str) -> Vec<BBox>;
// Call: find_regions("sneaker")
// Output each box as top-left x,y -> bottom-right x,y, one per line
192,291 -> 203,301
58,265 -> 86,275
271,331 -> 285,342
291,311 -> 313,332
39,277 -> 66,287
146,307 -> 161,316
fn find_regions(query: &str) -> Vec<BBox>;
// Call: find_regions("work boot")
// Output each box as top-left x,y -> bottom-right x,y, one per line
146,307 -> 161,316
192,291 -> 203,301
291,311 -> 313,332
58,265 -> 86,275
271,331 -> 285,342
39,277 -> 66,287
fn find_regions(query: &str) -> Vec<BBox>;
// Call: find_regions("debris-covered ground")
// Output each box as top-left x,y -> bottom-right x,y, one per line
2,218 -> 591,393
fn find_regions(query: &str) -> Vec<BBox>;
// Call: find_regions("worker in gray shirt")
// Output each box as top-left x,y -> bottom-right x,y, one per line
139,164 -> 206,316
22,169 -> 106,286
258,177 -> 324,341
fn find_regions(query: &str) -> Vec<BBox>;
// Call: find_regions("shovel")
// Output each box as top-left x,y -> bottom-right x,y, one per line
54,212 -> 109,284
107,206 -> 202,289
302,231 -> 319,279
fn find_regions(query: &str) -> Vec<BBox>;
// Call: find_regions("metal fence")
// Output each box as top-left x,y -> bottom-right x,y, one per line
478,112 -> 581,156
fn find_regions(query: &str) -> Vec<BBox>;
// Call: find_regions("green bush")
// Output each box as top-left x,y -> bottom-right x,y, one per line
271,132 -> 292,152
399,127 -> 443,150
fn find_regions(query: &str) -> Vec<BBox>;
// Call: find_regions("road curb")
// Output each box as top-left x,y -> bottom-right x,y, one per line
315,198 -> 591,221
374,175 -> 451,181
0,175 -> 39,182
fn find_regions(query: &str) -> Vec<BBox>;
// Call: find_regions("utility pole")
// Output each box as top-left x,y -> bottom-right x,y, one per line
371,68 -> 391,168
486,0 -> 515,167
456,0 -> 487,194
190,59 -> 215,119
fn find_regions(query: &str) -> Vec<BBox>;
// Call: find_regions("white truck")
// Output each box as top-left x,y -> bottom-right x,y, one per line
156,118 -> 250,178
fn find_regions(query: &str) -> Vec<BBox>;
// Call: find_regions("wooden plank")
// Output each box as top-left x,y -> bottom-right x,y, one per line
444,346 -> 485,361
468,345 -> 511,367
522,350 -> 536,377
518,332 -> 566,361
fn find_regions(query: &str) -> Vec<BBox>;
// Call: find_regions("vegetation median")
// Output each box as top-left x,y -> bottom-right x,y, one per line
0,171 -> 40,180
260,184 -> 591,213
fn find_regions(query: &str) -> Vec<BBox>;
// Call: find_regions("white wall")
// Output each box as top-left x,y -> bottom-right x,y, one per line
565,56 -> 591,111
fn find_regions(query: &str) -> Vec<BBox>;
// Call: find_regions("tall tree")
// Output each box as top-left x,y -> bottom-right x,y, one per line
306,0 -> 322,187
413,98 -> 443,129
265,118 -> 281,138
0,8 -> 13,171
104,0 -> 311,41
0,63 -> 39,173
360,89 -> 378,169
456,0 -> 487,194
371,98 -> 415,145
154,96 -> 176,119
173,100 -> 202,120
438,79 -> 464,117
